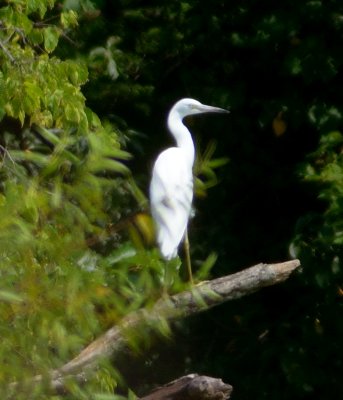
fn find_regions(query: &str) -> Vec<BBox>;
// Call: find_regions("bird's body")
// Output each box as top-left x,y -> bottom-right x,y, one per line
150,146 -> 193,259
150,98 -> 228,263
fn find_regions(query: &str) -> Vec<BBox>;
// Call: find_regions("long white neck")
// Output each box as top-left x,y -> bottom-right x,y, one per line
167,110 -> 195,167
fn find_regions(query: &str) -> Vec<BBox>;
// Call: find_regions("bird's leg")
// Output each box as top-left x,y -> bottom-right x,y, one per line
184,228 -> 193,284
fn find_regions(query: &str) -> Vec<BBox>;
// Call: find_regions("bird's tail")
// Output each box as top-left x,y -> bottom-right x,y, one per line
158,231 -> 178,260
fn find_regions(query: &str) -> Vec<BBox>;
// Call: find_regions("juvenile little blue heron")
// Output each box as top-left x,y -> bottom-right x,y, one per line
150,98 -> 229,283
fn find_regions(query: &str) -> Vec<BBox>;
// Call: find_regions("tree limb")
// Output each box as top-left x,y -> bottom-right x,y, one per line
10,259 -> 300,393
140,374 -> 233,400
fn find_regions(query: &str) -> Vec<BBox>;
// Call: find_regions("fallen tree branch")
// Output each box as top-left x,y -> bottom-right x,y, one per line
10,259 -> 300,393
140,374 -> 233,400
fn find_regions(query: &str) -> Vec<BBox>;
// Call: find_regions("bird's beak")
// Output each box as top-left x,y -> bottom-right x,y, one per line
197,104 -> 230,114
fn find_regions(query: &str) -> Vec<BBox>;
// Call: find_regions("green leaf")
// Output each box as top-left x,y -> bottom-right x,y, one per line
0,7 -> 13,26
9,150 -> 50,166
93,394 -> 127,400
195,252 -> 218,281
85,107 -> 102,128
34,125 -> 61,145
60,10 -> 78,28
28,28 -> 44,45
31,110 -> 54,127
88,157 -> 129,175
27,0 -> 48,18
320,131 -> 343,147
0,290 -> 24,303
12,10 -> 33,34
208,157 -> 229,168
65,103 -> 81,123
24,80 -> 42,113
43,26 -> 60,53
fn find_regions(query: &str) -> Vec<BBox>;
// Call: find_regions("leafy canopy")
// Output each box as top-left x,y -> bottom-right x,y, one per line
0,1 -> 175,398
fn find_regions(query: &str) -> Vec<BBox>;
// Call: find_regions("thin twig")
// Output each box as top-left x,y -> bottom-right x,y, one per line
0,39 -> 15,62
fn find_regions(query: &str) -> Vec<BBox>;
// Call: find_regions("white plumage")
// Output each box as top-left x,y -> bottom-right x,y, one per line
150,147 -> 193,259
150,98 -> 228,260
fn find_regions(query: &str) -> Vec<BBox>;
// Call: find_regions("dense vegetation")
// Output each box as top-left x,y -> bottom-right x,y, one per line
0,0 -> 343,399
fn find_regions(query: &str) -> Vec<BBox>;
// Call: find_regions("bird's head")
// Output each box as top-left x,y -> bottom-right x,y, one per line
171,98 -> 229,119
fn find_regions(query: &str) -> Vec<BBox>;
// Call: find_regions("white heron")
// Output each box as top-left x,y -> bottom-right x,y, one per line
149,98 -> 229,282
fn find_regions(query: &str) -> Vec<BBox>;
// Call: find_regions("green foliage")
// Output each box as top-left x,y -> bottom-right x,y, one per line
293,130 -> 343,282
194,141 -> 229,198
0,1 -> 87,128
2,0 -> 343,399
0,1 -> 178,398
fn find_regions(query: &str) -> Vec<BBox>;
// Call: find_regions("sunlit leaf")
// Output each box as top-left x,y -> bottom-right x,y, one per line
61,10 -> 78,28
88,157 -> 130,174
43,27 -> 60,53
0,291 -> 24,303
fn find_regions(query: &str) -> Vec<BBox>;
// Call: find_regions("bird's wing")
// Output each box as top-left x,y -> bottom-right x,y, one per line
150,147 -> 193,259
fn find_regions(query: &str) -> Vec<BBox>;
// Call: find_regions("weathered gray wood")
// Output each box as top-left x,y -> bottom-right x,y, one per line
58,259 -> 300,377
9,259 -> 300,394
141,374 -> 233,400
